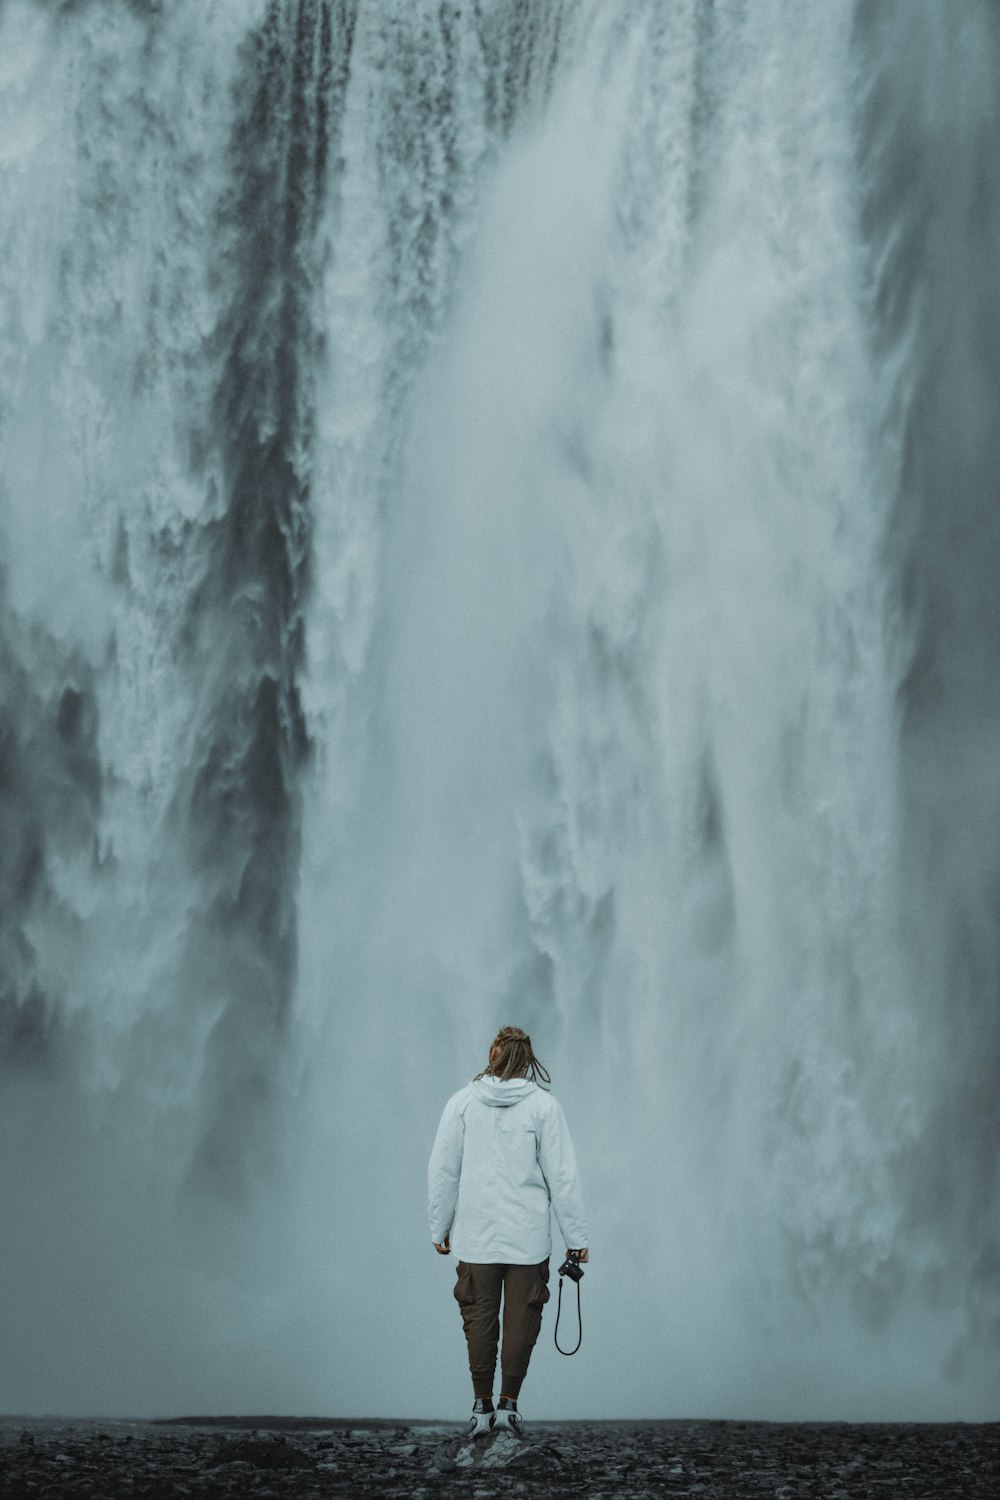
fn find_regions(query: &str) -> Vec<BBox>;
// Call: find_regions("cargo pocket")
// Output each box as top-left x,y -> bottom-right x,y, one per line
528,1258 -> 551,1309
453,1261 -> 476,1308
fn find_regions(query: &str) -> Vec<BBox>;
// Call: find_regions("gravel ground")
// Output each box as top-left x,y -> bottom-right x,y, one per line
1,1416 -> 997,1499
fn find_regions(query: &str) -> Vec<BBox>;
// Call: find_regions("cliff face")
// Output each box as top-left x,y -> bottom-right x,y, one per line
0,0 -> 998,1421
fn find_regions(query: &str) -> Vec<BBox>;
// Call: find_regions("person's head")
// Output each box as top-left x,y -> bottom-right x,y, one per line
477,1026 -> 551,1088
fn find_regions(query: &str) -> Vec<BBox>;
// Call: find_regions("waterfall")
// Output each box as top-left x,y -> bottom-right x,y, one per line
0,0 -> 997,1420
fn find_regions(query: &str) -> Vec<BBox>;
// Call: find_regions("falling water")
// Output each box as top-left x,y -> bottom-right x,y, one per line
0,0 -> 997,1420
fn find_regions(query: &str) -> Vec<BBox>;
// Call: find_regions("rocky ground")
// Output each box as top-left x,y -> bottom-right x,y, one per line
1,1416 -> 997,1499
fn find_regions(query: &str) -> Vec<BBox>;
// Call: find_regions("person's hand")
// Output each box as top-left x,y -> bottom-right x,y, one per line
567,1247 -> 589,1263
433,1236 -> 451,1255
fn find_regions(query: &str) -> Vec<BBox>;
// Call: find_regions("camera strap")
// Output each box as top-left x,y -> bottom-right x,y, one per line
553,1272 -> 582,1356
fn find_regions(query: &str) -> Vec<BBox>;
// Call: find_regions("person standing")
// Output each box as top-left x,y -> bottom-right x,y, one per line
428,1026 -> 589,1437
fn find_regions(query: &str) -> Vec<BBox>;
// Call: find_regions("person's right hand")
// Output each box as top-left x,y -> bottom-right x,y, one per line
433,1237 -> 451,1255
567,1247 -> 589,1263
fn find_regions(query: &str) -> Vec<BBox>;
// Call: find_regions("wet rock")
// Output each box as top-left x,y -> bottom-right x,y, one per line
431,1440 -> 458,1472
208,1437 -> 312,1470
1,1416 -> 999,1498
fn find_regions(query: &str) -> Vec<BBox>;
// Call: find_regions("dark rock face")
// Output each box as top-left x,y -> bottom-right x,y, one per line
1,1416 -> 998,1499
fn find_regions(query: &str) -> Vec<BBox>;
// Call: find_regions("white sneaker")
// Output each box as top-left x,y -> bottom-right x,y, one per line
492,1405 -> 523,1437
467,1402 -> 494,1438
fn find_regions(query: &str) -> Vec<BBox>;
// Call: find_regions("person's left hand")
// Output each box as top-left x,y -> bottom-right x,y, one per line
567,1247 -> 589,1263
433,1237 -> 451,1255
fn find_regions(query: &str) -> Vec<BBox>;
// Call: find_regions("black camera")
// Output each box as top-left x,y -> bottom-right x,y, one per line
559,1252 -> 584,1282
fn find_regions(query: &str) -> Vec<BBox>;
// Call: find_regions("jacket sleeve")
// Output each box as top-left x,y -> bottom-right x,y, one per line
428,1092 -> 465,1244
538,1098 -> 588,1250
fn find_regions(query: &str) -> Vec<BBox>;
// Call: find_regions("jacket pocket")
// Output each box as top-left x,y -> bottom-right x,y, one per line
528,1258 -> 551,1309
453,1261 -> 476,1308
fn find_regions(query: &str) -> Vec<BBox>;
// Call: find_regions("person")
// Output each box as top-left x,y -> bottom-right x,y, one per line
428,1026 -> 589,1438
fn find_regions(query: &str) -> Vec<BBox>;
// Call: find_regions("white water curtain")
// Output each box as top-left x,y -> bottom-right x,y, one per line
0,0 -> 997,1420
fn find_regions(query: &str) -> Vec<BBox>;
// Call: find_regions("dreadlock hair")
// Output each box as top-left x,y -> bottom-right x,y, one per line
475,1026 -> 552,1089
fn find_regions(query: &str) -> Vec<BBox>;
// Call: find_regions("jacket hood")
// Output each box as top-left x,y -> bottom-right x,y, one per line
471,1075 -> 538,1107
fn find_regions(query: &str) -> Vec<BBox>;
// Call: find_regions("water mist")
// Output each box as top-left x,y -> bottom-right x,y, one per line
0,0 -> 997,1422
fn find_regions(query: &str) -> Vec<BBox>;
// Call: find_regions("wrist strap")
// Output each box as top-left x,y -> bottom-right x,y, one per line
554,1272 -> 582,1356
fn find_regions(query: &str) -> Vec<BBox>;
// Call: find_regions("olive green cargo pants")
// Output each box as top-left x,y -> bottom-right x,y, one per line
453,1259 -> 551,1400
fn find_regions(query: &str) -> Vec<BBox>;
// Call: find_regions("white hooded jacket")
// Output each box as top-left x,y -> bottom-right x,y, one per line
428,1075 -> 588,1263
